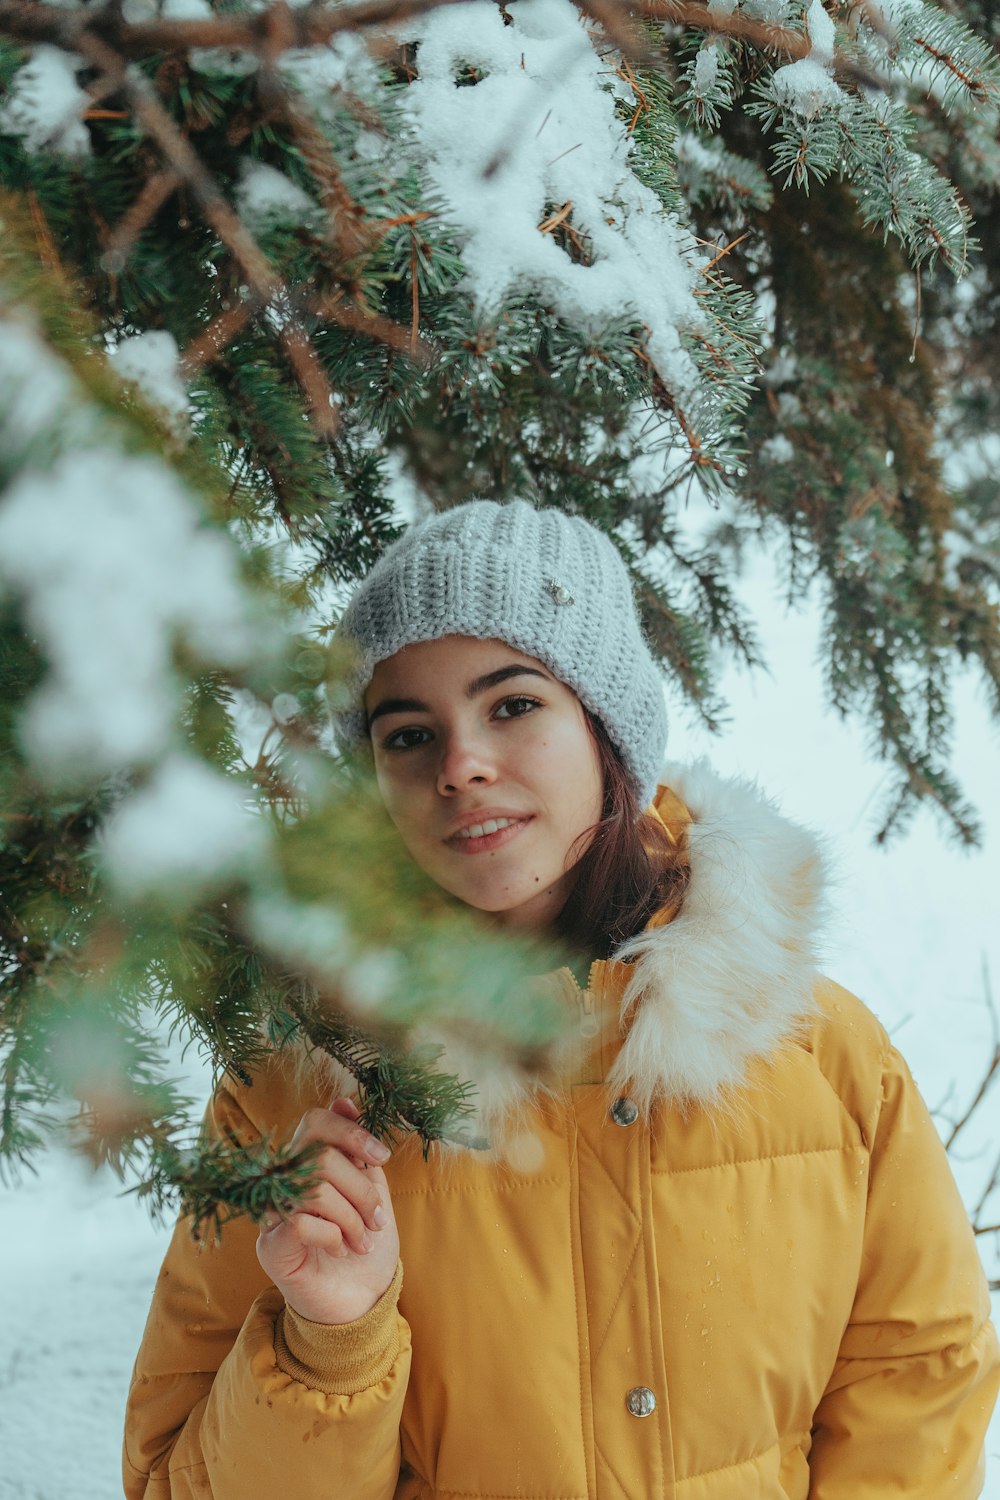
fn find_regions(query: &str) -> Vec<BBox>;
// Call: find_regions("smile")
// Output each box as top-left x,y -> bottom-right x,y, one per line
455,816 -> 520,839
447,817 -> 531,854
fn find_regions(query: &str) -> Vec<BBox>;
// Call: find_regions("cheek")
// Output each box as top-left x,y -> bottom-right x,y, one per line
372,763 -> 397,818
372,764 -> 423,844
543,721 -> 604,833
567,720 -> 603,799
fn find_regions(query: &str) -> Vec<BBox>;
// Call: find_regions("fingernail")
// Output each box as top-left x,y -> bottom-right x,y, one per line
362,1231 -> 374,1253
366,1138 -> 391,1163
373,1204 -> 386,1228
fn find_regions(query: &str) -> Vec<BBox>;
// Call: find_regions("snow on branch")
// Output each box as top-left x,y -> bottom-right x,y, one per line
0,286 -> 284,904
398,0 -> 704,403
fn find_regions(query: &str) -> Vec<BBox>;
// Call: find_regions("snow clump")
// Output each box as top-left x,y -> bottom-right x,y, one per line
400,0 -> 705,406
162,0 -> 214,16
743,0 -> 794,21
101,753 -> 268,894
693,45 -> 720,92
278,32 -> 382,113
0,447 -> 257,778
0,45 -> 91,158
770,0 -> 844,116
0,314 -> 85,452
804,0 -> 836,60
111,331 -> 190,431
759,433 -> 795,464
235,159 -> 315,230
249,892 -> 349,980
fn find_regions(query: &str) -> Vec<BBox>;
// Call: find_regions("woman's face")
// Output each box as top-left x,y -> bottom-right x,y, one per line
365,636 -> 604,932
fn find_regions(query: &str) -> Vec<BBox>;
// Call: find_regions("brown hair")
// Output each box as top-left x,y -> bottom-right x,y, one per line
555,714 -> 688,960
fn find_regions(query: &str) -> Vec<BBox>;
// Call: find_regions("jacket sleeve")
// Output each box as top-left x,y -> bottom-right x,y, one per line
122,1082 -> 411,1500
809,1042 -> 999,1497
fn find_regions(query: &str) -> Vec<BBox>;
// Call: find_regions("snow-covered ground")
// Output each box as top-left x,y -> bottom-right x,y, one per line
1,547 -> 997,1497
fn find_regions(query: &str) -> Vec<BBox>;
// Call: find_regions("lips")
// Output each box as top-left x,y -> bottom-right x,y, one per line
444,811 -> 533,853
445,809 -> 531,841
454,816 -> 520,841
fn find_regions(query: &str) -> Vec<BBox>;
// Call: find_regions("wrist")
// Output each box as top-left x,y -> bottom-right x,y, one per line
275,1260 -> 404,1396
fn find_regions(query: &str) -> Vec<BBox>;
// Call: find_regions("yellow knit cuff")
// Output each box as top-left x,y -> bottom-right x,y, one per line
274,1261 -> 404,1396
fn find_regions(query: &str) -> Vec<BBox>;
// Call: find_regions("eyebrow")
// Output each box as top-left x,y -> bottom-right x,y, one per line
366,665 -> 551,729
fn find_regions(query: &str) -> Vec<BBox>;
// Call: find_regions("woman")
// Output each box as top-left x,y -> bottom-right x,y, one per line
124,500 -> 999,1499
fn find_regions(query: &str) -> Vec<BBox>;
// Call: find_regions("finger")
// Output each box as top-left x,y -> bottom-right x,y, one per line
307,1146 -> 386,1234
257,1214 -> 348,1279
292,1213 -> 350,1255
329,1097 -> 370,1171
329,1097 -> 392,1174
329,1098 -> 395,1183
290,1105 -> 391,1168
330,1096 -> 361,1120
300,1178 -> 374,1255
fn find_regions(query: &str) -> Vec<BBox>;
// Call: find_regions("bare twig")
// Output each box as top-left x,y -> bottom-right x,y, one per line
312,290 -> 434,362
929,962 -> 1000,1292
969,1142 -> 1000,1227
256,37 -> 436,361
700,231 -> 751,274
103,169 -> 182,269
178,300 -> 258,376
181,279 -> 432,378
538,201 -> 574,235
941,961 -> 1000,1153
256,51 -> 372,268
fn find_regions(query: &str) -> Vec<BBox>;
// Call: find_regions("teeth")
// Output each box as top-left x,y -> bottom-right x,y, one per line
457,817 -> 518,840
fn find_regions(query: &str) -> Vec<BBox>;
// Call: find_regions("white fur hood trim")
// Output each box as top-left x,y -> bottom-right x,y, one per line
607,759 -> 829,1112
421,761 -> 831,1147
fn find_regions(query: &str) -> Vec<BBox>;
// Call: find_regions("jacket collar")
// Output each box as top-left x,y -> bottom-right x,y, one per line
431,759 -> 829,1146
607,759 -> 828,1113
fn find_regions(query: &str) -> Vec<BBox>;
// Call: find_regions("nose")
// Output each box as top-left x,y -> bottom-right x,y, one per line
435,730 -> 497,796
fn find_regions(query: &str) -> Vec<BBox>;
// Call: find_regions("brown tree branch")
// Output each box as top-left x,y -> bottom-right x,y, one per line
0,0 -> 892,115
311,290 -> 434,362
0,0 -> 811,65
0,0 -> 468,56
636,0 -> 803,53
103,168 -> 183,269
179,300 -> 258,375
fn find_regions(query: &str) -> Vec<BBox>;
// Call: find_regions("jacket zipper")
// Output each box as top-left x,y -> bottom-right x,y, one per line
560,962 -> 603,1039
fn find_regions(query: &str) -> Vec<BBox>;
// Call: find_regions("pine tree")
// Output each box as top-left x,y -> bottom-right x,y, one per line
0,0 -> 997,1231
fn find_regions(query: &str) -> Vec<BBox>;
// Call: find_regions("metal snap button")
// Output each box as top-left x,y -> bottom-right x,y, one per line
610,1096 -> 639,1126
625,1386 -> 656,1418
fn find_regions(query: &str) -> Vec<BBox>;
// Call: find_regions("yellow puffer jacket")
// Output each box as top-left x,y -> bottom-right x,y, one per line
123,764 -> 999,1500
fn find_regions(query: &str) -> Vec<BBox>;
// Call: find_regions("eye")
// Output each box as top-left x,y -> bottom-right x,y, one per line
382,725 -> 432,752
493,695 -> 542,721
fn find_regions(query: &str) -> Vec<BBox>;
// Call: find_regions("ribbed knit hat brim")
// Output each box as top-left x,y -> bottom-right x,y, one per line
333,501 -> 667,807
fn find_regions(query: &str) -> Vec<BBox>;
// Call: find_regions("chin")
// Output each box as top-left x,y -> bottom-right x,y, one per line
453,885 -> 534,919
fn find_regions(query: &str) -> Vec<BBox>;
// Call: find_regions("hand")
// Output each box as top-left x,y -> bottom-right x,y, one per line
255,1097 -> 400,1325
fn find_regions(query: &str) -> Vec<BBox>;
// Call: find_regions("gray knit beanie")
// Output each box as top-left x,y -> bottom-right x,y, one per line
332,500 -> 667,808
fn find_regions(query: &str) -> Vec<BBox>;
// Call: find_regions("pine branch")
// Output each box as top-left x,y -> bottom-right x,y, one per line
135,1125 -> 329,1239
290,997 -> 477,1151
69,26 -> 342,438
